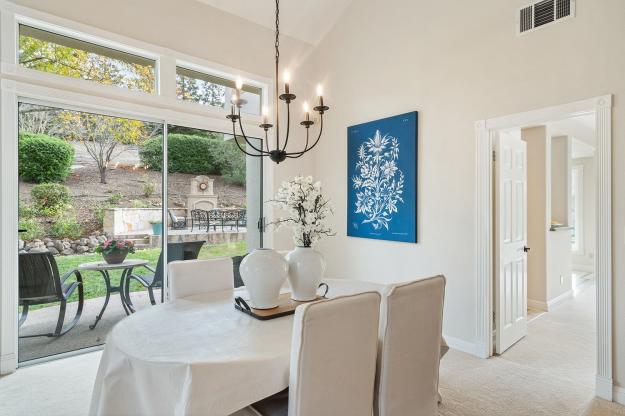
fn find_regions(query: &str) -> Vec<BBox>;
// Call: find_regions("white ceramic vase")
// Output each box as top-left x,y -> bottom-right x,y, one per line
285,246 -> 326,301
239,248 -> 289,309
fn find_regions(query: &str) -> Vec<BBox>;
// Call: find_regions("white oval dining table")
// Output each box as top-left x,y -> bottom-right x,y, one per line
88,278 -> 391,416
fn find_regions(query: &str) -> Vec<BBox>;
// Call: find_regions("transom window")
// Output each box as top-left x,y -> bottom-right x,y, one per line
19,25 -> 156,94
176,66 -> 262,115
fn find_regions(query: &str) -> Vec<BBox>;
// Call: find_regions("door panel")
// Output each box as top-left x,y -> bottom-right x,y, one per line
495,130 -> 528,354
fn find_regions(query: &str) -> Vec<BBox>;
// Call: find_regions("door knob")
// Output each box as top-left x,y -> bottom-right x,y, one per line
523,246 -> 531,253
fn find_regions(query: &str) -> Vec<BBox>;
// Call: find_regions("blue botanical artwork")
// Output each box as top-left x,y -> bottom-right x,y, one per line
347,112 -> 417,243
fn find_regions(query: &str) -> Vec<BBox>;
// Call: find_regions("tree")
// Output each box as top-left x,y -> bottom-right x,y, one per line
19,35 -> 154,93
176,74 -> 225,108
58,111 -> 159,183
18,103 -> 62,136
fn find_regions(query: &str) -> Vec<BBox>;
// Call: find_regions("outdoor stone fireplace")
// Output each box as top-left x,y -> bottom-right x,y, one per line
186,175 -> 219,213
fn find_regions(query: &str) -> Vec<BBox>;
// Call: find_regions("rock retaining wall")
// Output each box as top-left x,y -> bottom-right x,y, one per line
19,234 -> 108,256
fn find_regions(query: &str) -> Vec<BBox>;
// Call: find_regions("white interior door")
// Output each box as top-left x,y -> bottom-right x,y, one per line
495,130 -> 528,354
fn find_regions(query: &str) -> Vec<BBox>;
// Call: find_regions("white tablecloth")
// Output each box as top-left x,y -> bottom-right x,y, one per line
89,279 -> 389,416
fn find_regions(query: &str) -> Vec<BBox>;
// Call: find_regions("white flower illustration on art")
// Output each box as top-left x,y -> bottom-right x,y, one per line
352,130 -> 404,230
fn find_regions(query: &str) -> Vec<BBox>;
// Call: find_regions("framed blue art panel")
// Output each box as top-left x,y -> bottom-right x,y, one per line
347,112 -> 417,243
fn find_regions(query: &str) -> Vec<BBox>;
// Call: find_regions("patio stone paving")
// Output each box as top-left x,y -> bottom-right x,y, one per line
18,289 -> 160,362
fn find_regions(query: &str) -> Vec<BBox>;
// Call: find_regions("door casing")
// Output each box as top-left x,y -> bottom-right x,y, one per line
475,95 -> 613,400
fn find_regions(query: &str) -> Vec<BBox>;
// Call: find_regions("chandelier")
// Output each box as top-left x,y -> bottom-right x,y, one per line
226,0 -> 329,164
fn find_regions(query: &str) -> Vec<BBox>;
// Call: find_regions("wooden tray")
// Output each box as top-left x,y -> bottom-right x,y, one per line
235,292 -> 325,321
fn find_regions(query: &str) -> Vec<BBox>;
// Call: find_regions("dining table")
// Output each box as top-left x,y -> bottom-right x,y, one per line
88,278 -> 447,416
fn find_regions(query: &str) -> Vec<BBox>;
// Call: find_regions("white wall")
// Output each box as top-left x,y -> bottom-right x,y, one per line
550,135 -> 571,226
522,126 -> 549,306
295,0 -> 625,387
572,157 -> 596,270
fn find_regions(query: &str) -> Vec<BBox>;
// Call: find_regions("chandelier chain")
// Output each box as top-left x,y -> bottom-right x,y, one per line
227,0 -> 328,164
275,0 -> 280,63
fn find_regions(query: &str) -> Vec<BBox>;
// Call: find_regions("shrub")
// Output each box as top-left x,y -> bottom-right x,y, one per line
107,192 -> 123,204
93,202 -> 114,228
31,183 -> 72,217
214,140 -> 246,186
19,202 -> 37,219
142,181 -> 155,197
19,133 -> 74,183
140,134 -> 222,174
50,215 -> 82,239
18,218 -> 45,241
130,199 -> 152,208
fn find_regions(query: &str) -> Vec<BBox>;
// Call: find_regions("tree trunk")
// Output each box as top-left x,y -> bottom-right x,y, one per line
99,166 -> 107,184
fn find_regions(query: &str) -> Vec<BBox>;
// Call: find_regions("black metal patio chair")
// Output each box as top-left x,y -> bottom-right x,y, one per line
222,210 -> 241,231
123,241 -> 205,311
168,209 -> 187,230
190,209 -> 210,232
18,252 -> 84,338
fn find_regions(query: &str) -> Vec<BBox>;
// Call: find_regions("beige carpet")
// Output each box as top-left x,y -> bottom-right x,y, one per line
1,280 -> 623,416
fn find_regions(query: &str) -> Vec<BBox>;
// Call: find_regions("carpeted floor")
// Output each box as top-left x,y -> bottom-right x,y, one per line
1,279 -> 623,416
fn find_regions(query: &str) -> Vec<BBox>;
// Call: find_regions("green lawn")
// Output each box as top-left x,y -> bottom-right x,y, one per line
29,241 -> 246,310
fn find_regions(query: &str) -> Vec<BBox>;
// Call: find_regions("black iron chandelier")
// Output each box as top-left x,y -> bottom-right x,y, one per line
226,0 -> 329,164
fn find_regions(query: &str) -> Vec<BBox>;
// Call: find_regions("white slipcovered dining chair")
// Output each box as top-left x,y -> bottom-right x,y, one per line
247,291 -> 382,416
167,258 -> 233,300
374,275 -> 446,416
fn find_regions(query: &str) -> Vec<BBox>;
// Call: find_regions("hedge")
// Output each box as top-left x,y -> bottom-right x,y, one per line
139,134 -> 245,185
19,133 -> 74,183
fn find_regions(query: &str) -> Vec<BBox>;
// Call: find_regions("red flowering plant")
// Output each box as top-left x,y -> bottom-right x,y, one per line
95,239 -> 136,255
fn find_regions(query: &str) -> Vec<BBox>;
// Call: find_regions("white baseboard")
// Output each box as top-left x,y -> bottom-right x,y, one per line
547,290 -> 573,310
443,334 -> 479,357
595,375 -> 613,401
528,290 -> 572,313
0,352 -> 17,375
527,298 -> 548,311
613,383 -> 625,405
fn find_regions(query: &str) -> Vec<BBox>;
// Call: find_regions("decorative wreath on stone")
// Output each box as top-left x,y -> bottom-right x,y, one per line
198,182 -> 208,191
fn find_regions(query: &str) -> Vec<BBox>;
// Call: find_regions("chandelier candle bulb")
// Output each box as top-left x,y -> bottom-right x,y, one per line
316,84 -> 324,107
284,70 -> 291,94
235,77 -> 243,92
303,102 -> 310,121
262,106 -> 269,124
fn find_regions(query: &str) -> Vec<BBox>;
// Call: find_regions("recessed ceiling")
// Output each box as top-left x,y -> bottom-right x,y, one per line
194,0 -> 353,45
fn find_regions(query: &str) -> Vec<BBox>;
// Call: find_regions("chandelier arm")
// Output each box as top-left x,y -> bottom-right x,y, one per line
281,101 -> 292,152
286,113 -> 323,156
286,126 -> 310,159
231,122 -> 267,157
236,109 -> 266,154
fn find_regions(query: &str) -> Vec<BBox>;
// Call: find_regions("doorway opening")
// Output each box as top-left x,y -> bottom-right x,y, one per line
475,95 -> 612,400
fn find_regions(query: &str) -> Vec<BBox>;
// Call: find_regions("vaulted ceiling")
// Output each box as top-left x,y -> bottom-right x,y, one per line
194,0 -> 353,45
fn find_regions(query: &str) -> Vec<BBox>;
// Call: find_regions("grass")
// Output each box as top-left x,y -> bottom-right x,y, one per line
28,241 -> 247,311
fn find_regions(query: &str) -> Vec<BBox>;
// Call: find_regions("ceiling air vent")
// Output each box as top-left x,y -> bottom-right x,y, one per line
518,0 -> 575,34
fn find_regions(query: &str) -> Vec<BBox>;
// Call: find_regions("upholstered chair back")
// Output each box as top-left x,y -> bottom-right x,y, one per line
289,292 -> 381,416
168,258 -> 233,299
375,275 -> 446,416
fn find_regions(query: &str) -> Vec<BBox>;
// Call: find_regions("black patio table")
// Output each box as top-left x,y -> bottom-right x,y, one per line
77,259 -> 149,329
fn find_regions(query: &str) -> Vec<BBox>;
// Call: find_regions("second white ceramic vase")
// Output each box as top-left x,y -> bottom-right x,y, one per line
285,246 -> 326,301
240,248 -> 289,309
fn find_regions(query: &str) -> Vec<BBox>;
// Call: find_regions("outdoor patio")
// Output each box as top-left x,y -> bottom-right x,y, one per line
18,290 -> 159,362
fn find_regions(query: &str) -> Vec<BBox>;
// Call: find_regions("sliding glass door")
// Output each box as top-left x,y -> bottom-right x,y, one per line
17,102 -> 164,362
17,104 -> 264,363
163,125 -> 263,289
